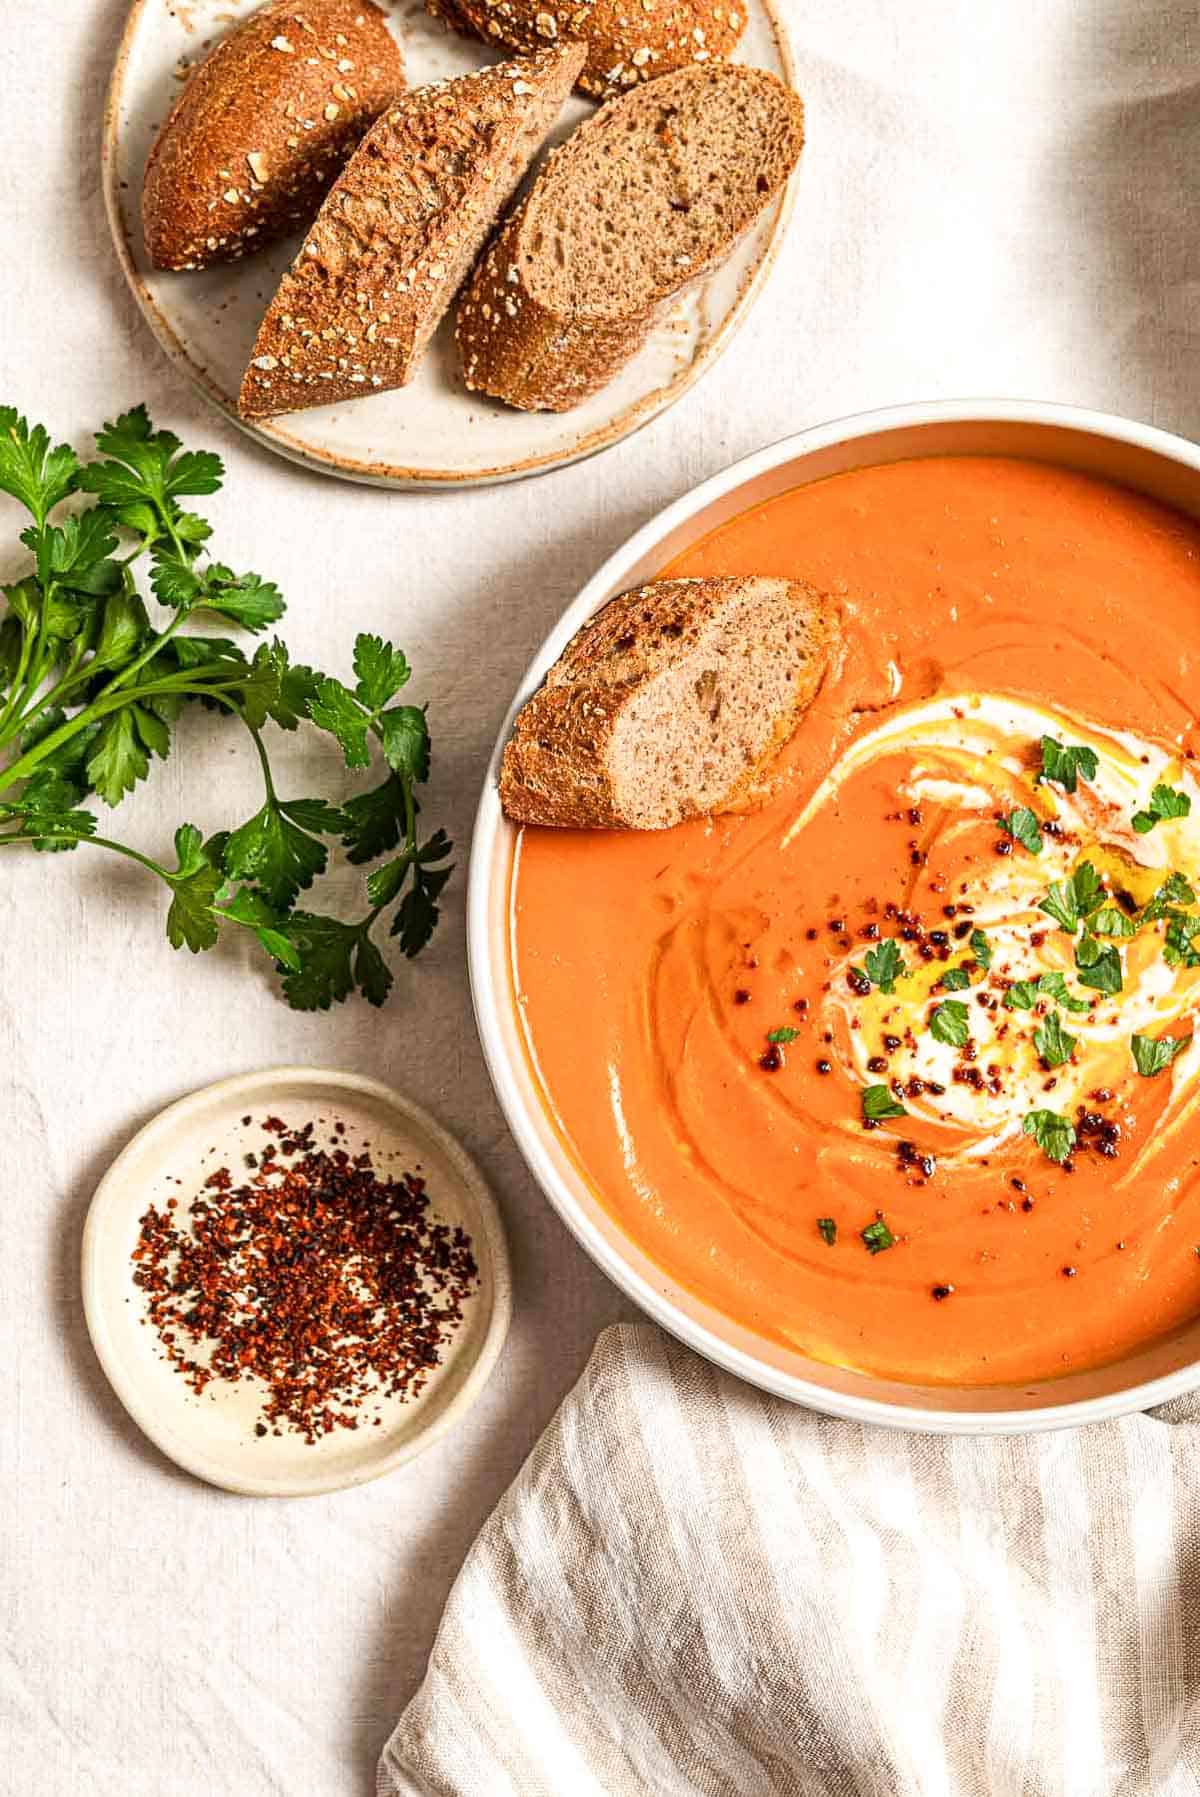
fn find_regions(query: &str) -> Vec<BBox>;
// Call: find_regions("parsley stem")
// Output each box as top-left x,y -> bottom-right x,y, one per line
0,669 -> 248,793
247,725 -> 277,803
0,829 -> 170,879
0,616 -> 34,740
3,634 -> 89,746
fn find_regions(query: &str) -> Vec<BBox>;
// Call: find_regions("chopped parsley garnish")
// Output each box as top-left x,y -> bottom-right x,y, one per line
1022,1108 -> 1077,1164
1132,784 -> 1191,835
862,1084 -> 906,1123
1150,871 -> 1196,912
861,1218 -> 896,1255
1037,735 -> 1098,794
1075,934 -> 1123,995
1000,807 -> 1043,855
939,966 -> 971,991
766,1026 -> 800,1044
1035,971 -> 1091,1013
1142,872 -> 1196,924
817,1217 -> 838,1246
1164,914 -> 1200,969
862,937 -> 906,995
1003,971 -> 1089,1013
1039,861 -> 1104,933
1130,1032 -> 1192,1077
969,928 -> 992,970
1090,906 -> 1137,938
1034,1010 -> 1076,1068
929,999 -> 970,1047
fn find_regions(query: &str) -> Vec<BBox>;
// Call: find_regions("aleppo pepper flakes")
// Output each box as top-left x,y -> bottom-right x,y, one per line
131,1117 -> 478,1444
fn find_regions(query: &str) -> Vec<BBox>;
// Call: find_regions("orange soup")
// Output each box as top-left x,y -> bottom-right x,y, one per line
510,456 -> 1200,1385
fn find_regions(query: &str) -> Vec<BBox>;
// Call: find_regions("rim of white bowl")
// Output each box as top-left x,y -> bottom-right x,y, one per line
468,398 -> 1200,1434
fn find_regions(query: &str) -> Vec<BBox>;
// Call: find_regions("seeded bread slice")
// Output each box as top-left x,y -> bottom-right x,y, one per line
499,576 -> 837,829
143,0 -> 405,271
427,0 -> 745,102
238,44 -> 586,418
456,64 -> 804,412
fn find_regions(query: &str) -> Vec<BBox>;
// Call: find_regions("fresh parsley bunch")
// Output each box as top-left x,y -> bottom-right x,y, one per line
0,404 -> 452,1008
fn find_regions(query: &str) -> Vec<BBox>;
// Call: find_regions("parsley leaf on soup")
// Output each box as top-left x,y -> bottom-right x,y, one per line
1001,807 -> 1043,855
1132,784 -> 1191,834
861,1219 -> 896,1255
1131,1032 -> 1192,1077
969,928 -> 992,970
939,966 -> 971,991
863,937 -> 905,994
1039,862 -> 1104,933
1143,872 -> 1197,921
1023,1109 -> 1077,1164
817,1218 -> 837,1246
1075,934 -> 1123,995
1090,906 -> 1137,938
1034,971 -> 1091,1013
766,1026 -> 801,1044
1037,736 -> 1099,794
1034,1010 -> 1076,1068
862,1084 -> 907,1123
929,999 -> 970,1047
1163,914 -> 1200,969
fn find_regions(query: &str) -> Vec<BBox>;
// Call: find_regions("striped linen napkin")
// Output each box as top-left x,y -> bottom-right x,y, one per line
378,1324 -> 1200,1796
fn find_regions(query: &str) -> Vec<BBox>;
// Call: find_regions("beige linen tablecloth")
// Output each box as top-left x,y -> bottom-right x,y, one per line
380,1326 -> 1200,1796
8,0 -> 1200,1790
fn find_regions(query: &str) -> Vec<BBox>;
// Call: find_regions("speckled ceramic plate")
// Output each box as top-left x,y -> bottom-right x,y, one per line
102,0 -> 797,487
82,1068 -> 511,1496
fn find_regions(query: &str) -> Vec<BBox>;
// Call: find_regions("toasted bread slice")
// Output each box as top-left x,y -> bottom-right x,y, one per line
456,65 -> 804,412
239,43 -> 585,419
427,0 -> 745,101
143,0 -> 404,271
499,577 -> 837,829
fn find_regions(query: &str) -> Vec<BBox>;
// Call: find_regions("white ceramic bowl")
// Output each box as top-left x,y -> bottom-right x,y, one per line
469,399 -> 1200,1433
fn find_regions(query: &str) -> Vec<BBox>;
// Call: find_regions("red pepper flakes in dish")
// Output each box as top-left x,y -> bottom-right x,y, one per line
131,1118 -> 478,1444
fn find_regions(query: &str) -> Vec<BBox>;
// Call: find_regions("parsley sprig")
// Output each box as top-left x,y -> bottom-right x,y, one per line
1036,735 -> 1098,794
1132,784 -> 1191,835
0,405 -> 452,1009
1023,1108 -> 1076,1164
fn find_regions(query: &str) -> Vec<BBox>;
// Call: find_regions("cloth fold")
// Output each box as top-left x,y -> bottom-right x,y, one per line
380,1324 -> 1200,1797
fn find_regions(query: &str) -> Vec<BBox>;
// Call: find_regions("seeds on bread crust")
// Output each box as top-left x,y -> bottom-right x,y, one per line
239,44 -> 585,418
456,64 -> 804,412
143,0 -> 405,272
499,576 -> 837,829
426,0 -> 745,101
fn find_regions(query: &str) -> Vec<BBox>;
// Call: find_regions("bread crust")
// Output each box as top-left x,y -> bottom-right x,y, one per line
499,576 -> 837,829
426,0 -> 745,101
456,65 -> 804,412
143,0 -> 405,271
239,44 -> 586,419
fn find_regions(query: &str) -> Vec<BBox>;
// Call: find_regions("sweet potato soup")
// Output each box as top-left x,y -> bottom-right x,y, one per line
510,456 -> 1200,1385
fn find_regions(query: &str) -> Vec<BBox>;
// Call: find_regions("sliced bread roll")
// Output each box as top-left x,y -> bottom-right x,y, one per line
427,0 -> 745,102
143,0 -> 405,271
499,576 -> 837,829
239,43 -> 586,419
456,65 -> 805,412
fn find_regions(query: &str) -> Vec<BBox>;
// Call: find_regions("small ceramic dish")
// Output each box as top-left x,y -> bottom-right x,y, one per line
102,0 -> 797,489
468,398 -> 1200,1434
82,1067 -> 511,1495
